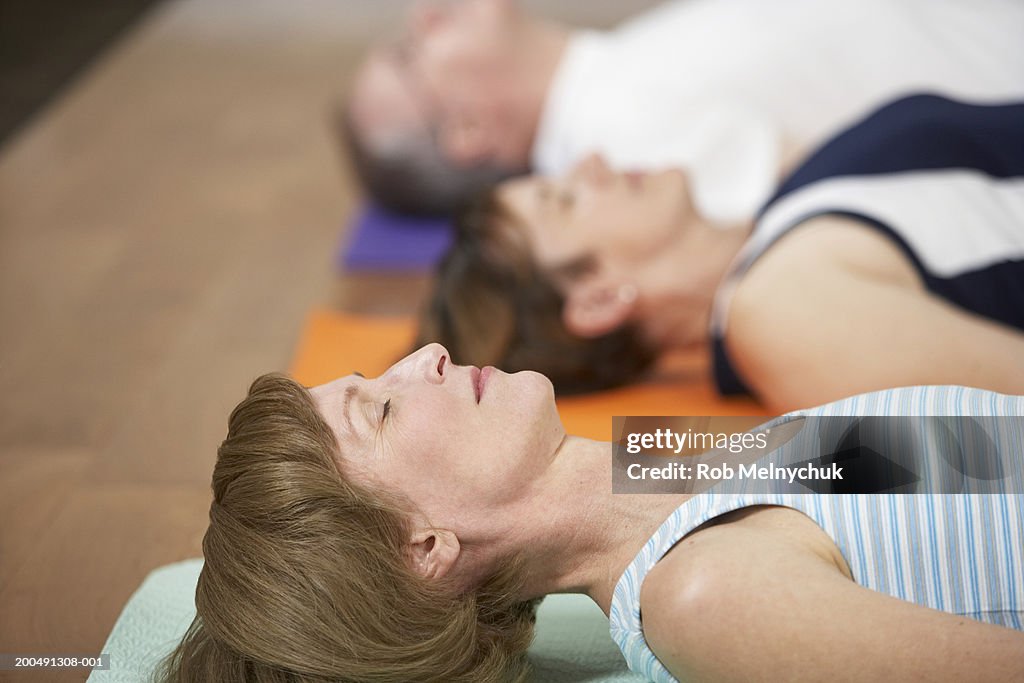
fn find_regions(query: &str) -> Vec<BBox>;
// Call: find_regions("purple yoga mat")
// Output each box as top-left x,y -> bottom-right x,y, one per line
338,204 -> 454,272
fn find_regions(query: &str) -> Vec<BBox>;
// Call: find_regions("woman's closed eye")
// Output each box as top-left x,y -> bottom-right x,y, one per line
537,182 -> 574,213
557,189 -> 575,211
372,398 -> 393,440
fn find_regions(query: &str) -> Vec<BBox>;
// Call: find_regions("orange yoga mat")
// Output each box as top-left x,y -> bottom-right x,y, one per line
290,309 -> 769,440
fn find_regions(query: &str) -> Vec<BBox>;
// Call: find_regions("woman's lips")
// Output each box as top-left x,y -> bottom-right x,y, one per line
470,366 -> 481,402
470,365 -> 495,403
478,366 -> 494,402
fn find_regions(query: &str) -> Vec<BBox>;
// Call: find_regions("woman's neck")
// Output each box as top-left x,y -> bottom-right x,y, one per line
637,220 -> 752,351
514,435 -> 689,614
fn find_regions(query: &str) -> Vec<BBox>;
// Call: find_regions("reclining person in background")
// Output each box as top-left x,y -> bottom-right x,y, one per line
160,343 -> 1024,682
416,94 -> 1024,410
341,0 -> 1024,217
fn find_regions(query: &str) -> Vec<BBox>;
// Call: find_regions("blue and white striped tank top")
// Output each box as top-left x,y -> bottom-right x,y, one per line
710,94 -> 1024,396
609,385 -> 1024,683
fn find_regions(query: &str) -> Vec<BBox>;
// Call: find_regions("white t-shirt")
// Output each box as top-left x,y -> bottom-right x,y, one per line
532,0 -> 1024,224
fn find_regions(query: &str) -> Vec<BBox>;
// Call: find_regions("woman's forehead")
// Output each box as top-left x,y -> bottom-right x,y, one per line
309,376 -> 368,448
495,179 -> 552,255
498,176 -> 541,224
310,374 -> 361,401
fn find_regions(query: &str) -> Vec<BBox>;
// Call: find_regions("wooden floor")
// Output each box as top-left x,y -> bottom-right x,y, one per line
0,1 -> 657,680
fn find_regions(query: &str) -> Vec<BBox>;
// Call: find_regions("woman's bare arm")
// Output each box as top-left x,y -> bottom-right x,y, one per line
640,506 -> 1024,682
727,214 -> 1024,411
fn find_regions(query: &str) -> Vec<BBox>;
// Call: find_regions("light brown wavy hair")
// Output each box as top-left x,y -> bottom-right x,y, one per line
157,373 -> 537,683
416,191 -> 657,394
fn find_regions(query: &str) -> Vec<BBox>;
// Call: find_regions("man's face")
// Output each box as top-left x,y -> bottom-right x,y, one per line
350,0 -> 524,166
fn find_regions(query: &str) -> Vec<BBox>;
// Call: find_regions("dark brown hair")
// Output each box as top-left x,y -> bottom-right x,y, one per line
158,373 -> 537,682
416,191 -> 657,394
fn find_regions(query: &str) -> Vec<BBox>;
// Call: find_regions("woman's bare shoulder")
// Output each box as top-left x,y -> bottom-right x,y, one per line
638,504 -> 1024,681
641,505 -> 850,606
725,214 -> 924,408
732,214 -> 921,319
638,505 -> 851,676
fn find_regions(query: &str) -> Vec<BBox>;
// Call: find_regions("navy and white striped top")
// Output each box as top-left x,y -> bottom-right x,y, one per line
608,385 -> 1024,683
710,94 -> 1024,396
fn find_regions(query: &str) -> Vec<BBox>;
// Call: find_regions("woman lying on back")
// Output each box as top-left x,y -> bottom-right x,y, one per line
417,94 -> 1024,409
160,343 -> 1024,682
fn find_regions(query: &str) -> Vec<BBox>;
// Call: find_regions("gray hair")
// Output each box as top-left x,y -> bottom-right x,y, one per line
336,105 -> 525,216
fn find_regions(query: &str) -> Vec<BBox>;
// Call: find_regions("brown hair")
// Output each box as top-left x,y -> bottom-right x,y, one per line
336,105 -> 522,217
158,373 -> 537,683
415,191 -> 657,394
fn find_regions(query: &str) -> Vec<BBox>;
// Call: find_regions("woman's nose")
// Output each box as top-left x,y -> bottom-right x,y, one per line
570,152 -> 612,187
392,342 -> 448,385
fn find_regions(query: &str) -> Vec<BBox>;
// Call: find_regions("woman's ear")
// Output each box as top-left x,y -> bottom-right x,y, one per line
562,276 -> 637,338
408,528 -> 461,580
